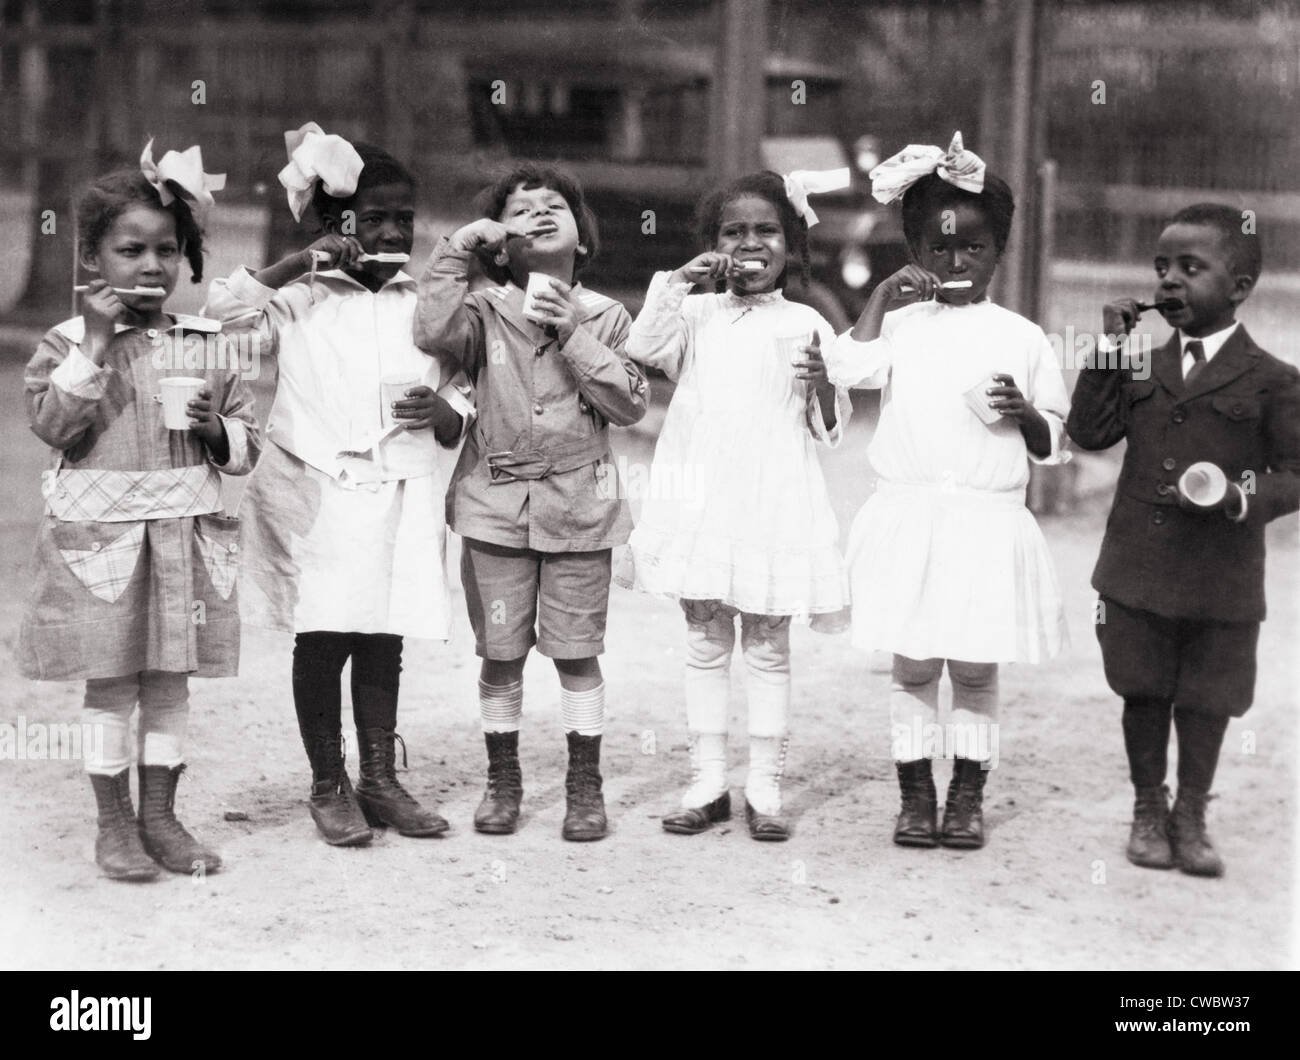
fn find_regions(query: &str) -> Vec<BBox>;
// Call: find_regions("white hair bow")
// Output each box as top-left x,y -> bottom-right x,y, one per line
783,167 -> 851,227
139,139 -> 226,209
869,131 -> 985,205
278,122 -> 364,222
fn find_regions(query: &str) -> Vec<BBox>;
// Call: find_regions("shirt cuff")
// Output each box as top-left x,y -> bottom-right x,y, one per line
225,265 -> 280,310
1028,410 -> 1072,466
1227,482 -> 1249,524
806,385 -> 851,448
826,332 -> 890,389
49,345 -> 111,399
209,415 -> 250,474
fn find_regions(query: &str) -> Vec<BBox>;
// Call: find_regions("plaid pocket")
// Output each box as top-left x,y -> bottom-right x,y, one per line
52,521 -> 146,603
194,513 -> 240,601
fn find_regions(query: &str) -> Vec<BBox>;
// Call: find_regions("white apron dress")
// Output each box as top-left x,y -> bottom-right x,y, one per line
205,266 -> 473,640
826,299 -> 1070,663
621,273 -> 851,625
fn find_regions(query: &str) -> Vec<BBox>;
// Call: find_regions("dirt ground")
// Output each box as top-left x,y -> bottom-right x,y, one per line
0,353 -> 1296,971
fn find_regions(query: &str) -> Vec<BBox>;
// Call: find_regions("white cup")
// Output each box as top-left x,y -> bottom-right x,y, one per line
776,333 -> 816,390
157,376 -> 206,430
522,272 -> 561,325
1178,461 -> 1227,507
963,374 -> 1004,425
381,375 -> 420,429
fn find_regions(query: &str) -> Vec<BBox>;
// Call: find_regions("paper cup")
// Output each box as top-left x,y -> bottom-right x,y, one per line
963,375 -> 1003,425
522,272 -> 560,325
381,375 -> 420,429
1178,461 -> 1227,507
158,376 -> 206,430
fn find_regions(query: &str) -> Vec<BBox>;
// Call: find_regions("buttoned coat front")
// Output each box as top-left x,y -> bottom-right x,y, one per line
1066,326 -> 1300,623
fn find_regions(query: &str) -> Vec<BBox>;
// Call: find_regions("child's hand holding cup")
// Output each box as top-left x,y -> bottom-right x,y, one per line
157,376 -> 207,431
1177,461 -> 1246,519
779,331 -> 829,397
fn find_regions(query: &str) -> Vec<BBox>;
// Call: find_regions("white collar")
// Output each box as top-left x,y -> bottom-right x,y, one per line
314,268 -> 416,291
1180,321 -> 1238,362
54,313 -> 222,343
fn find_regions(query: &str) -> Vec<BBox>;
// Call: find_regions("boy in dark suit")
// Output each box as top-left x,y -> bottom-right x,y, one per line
1067,203 -> 1300,877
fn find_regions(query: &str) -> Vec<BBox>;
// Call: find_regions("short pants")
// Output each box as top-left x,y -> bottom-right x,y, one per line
460,537 -> 612,660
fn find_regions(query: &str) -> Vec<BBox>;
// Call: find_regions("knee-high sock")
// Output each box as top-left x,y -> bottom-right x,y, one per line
1122,697 -> 1173,788
83,674 -> 139,775
740,613 -> 790,739
745,736 -> 789,815
138,670 -> 189,767
292,632 -> 351,762
890,655 -> 943,762
479,678 -> 523,733
683,609 -> 734,736
560,683 -> 604,736
1174,708 -> 1229,794
948,660 -> 999,764
351,633 -> 403,731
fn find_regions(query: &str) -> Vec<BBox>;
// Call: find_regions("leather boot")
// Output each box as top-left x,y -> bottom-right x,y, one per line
354,729 -> 448,837
473,731 -> 524,834
1126,784 -> 1174,869
137,764 -> 223,874
306,735 -> 373,847
1168,790 -> 1224,877
894,759 -> 939,847
89,771 -> 159,882
562,732 -> 607,841
940,757 -> 988,849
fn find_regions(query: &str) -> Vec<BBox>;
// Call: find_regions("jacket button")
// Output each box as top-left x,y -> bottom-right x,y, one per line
1157,484 -> 1170,496
228,543 -> 238,554
1153,511 -> 1166,525
1162,457 -> 1176,471
91,542 -> 102,552
533,404 -> 544,415
1232,404 -> 1243,415
1172,411 -> 1185,424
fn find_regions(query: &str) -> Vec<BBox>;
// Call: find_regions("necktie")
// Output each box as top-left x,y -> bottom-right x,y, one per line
1184,340 -> 1206,387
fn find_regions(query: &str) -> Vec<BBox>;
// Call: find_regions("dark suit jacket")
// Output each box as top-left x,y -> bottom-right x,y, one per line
1066,325 -> 1300,622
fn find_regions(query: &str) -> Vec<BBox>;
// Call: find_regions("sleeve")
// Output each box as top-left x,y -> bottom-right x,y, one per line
208,367 -> 263,476
804,315 -> 852,448
556,304 -> 649,428
1026,329 -> 1072,466
414,237 -> 486,378
825,315 -> 896,390
1251,360 -> 1300,526
625,271 -> 692,381
1065,346 -> 1128,452
25,327 -> 112,451
202,266 -> 299,362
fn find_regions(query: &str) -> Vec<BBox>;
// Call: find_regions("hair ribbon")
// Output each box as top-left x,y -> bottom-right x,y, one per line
783,167 -> 851,227
869,131 -> 985,205
139,139 -> 225,209
278,122 -> 364,222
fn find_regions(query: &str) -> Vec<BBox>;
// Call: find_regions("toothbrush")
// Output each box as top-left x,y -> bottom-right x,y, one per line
898,280 -> 973,294
74,285 -> 167,296
309,250 -> 410,264
686,260 -> 766,275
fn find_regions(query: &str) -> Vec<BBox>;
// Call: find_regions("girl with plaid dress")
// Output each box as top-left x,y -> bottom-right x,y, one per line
20,145 -> 260,882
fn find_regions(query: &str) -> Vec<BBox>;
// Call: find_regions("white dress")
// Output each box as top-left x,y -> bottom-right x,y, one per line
621,272 -> 851,623
205,267 -> 473,640
826,299 -> 1069,663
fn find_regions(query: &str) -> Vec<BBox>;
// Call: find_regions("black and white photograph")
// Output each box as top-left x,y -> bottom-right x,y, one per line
0,0 -> 1296,991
